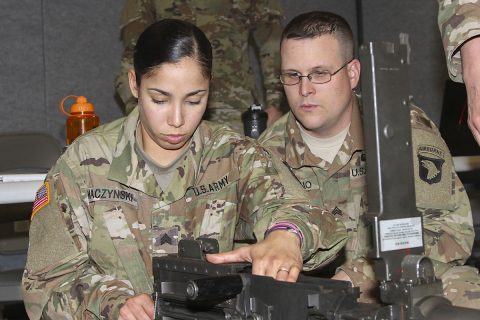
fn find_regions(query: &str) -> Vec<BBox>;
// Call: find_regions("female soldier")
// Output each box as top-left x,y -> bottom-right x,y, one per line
22,19 -> 346,320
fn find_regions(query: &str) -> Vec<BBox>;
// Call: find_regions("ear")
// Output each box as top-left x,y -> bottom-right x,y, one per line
128,69 -> 139,98
347,59 -> 361,90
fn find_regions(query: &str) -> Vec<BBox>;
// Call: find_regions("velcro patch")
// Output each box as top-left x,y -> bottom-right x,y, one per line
87,188 -> 137,206
152,226 -> 179,255
332,206 -> 343,216
190,175 -> 230,197
31,182 -> 50,220
417,145 -> 445,184
350,152 -> 367,179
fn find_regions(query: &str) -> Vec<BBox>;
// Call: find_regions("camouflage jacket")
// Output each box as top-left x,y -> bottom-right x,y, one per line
437,0 -> 480,82
22,108 -> 347,319
259,98 -> 474,287
115,0 -> 284,131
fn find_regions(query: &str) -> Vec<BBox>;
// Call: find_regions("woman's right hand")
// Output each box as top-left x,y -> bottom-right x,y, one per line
207,230 -> 302,282
119,293 -> 154,320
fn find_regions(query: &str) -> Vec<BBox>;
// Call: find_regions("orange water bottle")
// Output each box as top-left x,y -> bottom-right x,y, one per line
59,95 -> 100,145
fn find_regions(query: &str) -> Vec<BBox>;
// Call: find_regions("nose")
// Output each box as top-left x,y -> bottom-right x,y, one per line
299,77 -> 315,97
167,103 -> 184,128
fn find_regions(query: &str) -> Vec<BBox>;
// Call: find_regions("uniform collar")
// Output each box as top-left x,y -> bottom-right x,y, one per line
284,95 -> 364,174
108,107 -> 204,200
327,96 -> 364,175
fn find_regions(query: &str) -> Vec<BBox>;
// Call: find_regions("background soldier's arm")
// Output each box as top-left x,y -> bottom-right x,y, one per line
250,0 -> 285,114
437,0 -> 480,82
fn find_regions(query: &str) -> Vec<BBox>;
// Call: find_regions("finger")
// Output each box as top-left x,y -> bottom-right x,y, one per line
332,270 -> 353,283
473,129 -> 480,145
467,120 -> 480,145
251,258 -> 268,277
264,261 -> 282,279
286,265 -> 301,283
119,307 -> 136,320
276,268 -> 290,282
206,246 -> 251,264
131,295 -> 154,320
123,305 -> 151,320
121,295 -> 154,320
138,295 -> 155,319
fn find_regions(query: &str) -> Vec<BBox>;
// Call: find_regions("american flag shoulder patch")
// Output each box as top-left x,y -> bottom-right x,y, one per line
31,182 -> 50,220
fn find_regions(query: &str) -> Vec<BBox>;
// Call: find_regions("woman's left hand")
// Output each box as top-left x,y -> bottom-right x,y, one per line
206,230 -> 302,282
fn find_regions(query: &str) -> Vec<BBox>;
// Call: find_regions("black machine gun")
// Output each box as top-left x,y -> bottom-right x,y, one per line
153,238 -> 480,320
153,238 -> 379,319
153,41 -> 480,319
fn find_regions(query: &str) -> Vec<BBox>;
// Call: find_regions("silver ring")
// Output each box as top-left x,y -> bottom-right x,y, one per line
278,267 -> 290,273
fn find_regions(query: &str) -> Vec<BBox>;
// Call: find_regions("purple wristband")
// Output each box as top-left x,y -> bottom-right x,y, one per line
264,222 -> 304,247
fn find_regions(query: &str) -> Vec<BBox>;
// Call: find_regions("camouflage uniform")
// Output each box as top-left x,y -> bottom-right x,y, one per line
22,107 -> 347,319
259,97 -> 480,308
115,0 -> 285,133
437,0 -> 480,82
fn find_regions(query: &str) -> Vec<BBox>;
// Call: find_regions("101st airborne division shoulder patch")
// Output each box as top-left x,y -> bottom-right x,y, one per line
417,145 -> 445,185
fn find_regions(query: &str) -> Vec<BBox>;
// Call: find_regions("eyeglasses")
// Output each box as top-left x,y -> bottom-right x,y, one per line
279,59 -> 353,86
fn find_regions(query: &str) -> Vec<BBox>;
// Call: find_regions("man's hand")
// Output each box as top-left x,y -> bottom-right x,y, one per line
265,106 -> 284,128
119,294 -> 154,320
206,230 -> 302,282
460,36 -> 480,145
332,270 -> 353,283
332,269 -> 378,303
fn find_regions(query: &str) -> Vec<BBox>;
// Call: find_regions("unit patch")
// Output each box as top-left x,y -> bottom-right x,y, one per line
417,145 -> 445,184
87,188 -> 138,206
31,182 -> 50,220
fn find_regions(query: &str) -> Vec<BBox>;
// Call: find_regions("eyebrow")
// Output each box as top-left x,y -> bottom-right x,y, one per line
147,88 -> 207,97
282,65 -> 328,73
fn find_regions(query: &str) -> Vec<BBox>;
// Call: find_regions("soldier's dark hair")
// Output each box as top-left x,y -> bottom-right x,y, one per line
133,19 -> 212,85
281,11 -> 354,61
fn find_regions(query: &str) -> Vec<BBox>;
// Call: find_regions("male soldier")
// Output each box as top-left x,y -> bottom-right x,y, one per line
114,0 -> 286,133
259,11 -> 480,308
437,0 -> 480,144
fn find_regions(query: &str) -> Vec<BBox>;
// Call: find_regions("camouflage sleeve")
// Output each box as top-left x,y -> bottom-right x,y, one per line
22,156 -> 135,319
437,0 -> 480,82
250,0 -> 284,109
410,105 -> 474,274
235,140 -> 347,269
114,0 -> 156,114
421,170 -> 474,274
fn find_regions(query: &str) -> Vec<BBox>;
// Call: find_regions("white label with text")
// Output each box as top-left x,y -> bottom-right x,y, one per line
380,217 -> 423,251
